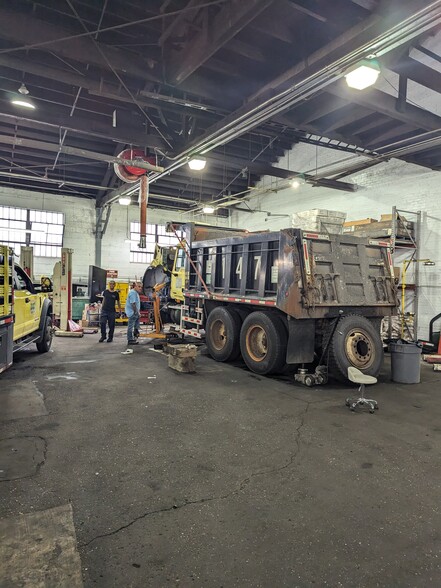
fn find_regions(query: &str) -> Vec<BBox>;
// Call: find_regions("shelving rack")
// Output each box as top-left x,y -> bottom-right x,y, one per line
390,206 -> 421,339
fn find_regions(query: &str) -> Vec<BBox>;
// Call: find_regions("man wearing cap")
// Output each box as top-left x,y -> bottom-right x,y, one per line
99,280 -> 121,343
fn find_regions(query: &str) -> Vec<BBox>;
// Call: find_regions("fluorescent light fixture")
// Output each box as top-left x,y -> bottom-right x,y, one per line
188,157 -> 206,171
345,59 -> 380,90
424,261 -> 435,266
118,196 -> 131,205
202,206 -> 215,214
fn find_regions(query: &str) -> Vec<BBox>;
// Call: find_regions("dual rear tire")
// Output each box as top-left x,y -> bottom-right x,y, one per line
205,308 -> 287,375
205,308 -> 384,381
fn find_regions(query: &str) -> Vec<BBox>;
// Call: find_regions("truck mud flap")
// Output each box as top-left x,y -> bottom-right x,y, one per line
286,318 -> 315,364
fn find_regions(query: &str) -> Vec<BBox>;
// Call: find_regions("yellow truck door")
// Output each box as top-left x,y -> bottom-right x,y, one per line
171,246 -> 186,302
13,265 -> 41,340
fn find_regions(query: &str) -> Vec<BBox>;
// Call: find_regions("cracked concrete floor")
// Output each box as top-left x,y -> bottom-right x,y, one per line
1,328 -> 441,587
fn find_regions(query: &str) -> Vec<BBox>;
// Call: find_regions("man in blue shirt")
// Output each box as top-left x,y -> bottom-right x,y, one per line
125,281 -> 142,344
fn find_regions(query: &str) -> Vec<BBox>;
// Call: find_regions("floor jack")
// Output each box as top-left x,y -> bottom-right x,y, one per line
294,313 -> 343,386
138,282 -> 179,346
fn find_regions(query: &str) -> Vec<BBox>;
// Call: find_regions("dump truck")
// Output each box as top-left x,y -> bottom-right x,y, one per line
0,245 -> 53,374
179,228 -> 397,381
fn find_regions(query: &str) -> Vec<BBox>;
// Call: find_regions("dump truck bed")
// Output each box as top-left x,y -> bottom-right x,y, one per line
185,228 -> 396,319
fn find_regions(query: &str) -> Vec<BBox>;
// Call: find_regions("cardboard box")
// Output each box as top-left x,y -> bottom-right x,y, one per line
343,218 -> 377,227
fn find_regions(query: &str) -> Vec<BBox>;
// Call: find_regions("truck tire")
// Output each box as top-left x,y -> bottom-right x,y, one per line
205,307 -> 242,362
240,311 -> 287,375
326,314 -> 383,381
36,316 -> 53,353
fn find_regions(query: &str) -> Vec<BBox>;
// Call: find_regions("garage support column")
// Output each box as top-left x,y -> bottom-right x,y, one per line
95,206 -> 111,268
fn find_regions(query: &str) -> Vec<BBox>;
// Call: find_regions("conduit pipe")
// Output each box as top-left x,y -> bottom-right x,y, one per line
112,1 -> 441,202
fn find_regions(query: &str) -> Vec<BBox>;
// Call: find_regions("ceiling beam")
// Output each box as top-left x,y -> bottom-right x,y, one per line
328,80 -> 441,131
321,104 -> 371,133
206,153 -> 358,191
159,0 -> 202,46
388,56 -> 441,94
0,54 -> 237,110
0,135 -> 163,172
0,106 -> 167,150
0,9 -> 160,82
166,0 -> 276,84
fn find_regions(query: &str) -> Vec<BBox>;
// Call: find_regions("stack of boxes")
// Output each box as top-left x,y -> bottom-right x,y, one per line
291,209 -> 347,234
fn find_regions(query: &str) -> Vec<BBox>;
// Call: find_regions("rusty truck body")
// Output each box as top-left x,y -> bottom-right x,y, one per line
180,228 -> 397,380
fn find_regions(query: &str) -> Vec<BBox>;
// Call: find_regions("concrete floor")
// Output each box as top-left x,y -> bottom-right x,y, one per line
1,327 -> 441,587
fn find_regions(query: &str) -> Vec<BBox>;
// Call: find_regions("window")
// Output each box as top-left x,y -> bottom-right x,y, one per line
129,222 -> 184,264
0,206 -> 27,255
0,206 -> 65,258
14,265 -> 35,292
29,210 -> 64,258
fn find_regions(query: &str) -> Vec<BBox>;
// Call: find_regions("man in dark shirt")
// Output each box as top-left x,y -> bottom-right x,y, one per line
99,280 -> 121,343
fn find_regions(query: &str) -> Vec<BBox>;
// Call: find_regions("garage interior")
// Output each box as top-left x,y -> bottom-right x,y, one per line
1,1 -> 441,586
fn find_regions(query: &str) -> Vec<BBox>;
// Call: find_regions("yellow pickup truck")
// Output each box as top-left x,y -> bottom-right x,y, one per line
1,245 -> 53,373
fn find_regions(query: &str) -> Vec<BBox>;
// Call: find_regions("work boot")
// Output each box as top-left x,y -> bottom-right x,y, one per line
99,337 -> 105,343
107,338 -> 113,343
128,339 -> 138,345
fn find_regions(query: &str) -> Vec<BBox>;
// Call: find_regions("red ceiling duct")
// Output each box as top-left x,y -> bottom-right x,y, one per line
114,149 -> 157,183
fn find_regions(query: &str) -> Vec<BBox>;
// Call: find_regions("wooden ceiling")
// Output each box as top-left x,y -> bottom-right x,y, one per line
0,0 -> 440,213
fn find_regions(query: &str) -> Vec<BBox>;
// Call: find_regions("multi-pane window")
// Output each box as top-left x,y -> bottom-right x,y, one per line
129,222 -> 183,264
0,206 -> 27,253
29,210 -> 64,258
0,206 -> 64,257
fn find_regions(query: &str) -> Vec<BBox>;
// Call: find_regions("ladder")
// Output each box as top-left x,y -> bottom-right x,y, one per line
180,297 -> 204,339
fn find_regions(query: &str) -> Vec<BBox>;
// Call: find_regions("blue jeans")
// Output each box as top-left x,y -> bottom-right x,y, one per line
127,314 -> 140,341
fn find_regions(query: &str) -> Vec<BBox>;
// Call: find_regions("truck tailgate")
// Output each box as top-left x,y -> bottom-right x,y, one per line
300,231 -> 395,307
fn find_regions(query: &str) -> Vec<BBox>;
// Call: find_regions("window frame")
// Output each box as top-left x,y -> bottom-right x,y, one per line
0,206 -> 65,258
129,222 -> 183,265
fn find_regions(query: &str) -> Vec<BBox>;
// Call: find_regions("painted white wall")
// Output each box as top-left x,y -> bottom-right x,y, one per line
230,147 -> 441,337
0,185 -> 226,281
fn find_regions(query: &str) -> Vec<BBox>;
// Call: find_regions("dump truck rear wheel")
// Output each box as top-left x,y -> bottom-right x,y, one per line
240,311 -> 287,375
327,314 -> 383,381
205,307 -> 242,362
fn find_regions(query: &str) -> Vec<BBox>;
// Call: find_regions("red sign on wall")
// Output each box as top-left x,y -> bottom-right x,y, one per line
107,270 -> 118,278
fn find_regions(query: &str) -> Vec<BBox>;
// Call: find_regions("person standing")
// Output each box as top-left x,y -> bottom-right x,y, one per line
126,281 -> 142,345
99,280 -> 121,343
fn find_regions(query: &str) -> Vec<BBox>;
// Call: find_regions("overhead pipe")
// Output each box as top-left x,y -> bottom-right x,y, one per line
0,134 -> 165,172
111,1 -> 441,204
139,174 -> 148,249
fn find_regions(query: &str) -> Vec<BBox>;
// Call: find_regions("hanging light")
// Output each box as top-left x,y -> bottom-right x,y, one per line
202,206 -> 215,214
345,59 -> 381,90
290,175 -> 305,189
118,196 -> 131,205
10,83 -> 36,109
188,157 -> 206,171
